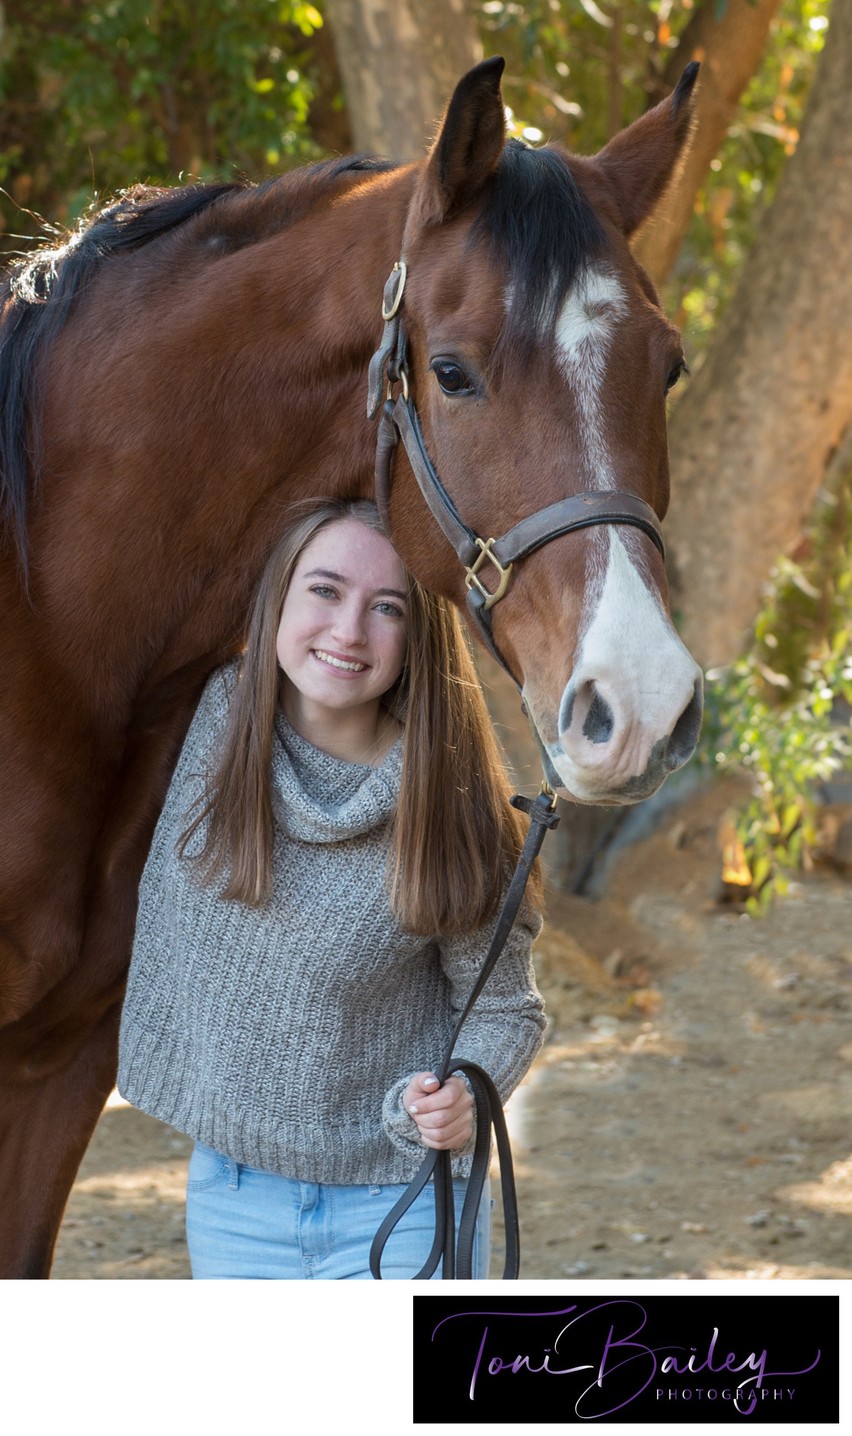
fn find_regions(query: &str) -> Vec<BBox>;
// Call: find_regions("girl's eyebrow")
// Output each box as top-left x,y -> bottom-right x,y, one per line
303,567 -> 408,602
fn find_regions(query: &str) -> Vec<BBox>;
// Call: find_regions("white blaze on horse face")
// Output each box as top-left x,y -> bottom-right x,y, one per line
522,264 -> 702,800
555,266 -> 627,490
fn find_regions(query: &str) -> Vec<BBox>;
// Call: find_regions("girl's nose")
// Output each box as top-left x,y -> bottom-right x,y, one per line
331,602 -> 367,646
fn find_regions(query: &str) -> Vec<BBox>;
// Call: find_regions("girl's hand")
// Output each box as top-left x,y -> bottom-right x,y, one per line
402,1072 -> 474,1151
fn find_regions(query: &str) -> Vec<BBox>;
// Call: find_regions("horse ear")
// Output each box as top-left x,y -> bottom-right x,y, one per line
593,62 -> 700,237
417,56 -> 507,224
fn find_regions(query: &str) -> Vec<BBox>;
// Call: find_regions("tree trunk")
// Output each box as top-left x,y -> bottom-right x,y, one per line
321,0 -> 482,159
633,0 -> 780,287
306,17 -> 353,155
666,0 -> 852,671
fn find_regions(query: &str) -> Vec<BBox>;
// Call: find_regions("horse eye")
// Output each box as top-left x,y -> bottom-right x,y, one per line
432,360 -> 475,396
665,359 -> 689,395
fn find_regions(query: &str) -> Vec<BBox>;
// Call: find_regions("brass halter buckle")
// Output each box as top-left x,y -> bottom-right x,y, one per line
465,537 -> 513,610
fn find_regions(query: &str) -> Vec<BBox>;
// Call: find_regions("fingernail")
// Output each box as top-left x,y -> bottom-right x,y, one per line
409,1104 -> 419,1115
423,1078 -> 439,1088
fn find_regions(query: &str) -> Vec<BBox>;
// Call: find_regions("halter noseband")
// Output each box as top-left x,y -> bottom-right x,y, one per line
367,259 -> 666,781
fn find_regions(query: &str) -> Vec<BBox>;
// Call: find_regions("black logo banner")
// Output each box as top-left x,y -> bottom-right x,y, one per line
412,1294 -> 838,1424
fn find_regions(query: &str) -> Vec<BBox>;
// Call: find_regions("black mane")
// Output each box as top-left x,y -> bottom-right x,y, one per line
471,139 -> 607,362
0,156 -> 394,570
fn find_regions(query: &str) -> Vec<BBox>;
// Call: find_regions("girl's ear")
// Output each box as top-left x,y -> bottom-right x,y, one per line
591,63 -> 700,237
412,57 -> 507,226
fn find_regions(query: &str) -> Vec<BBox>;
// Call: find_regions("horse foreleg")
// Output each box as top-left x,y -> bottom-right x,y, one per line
0,1003 -> 119,1278
0,663 -> 223,1277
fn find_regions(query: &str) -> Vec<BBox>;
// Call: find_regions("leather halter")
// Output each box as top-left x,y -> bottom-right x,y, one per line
367,259 -> 667,707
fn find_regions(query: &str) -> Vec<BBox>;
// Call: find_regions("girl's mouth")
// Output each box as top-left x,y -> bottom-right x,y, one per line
312,649 -> 368,673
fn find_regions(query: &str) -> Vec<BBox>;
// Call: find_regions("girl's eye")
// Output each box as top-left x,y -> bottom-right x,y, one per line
431,359 -> 476,396
310,584 -> 337,599
375,601 -> 404,618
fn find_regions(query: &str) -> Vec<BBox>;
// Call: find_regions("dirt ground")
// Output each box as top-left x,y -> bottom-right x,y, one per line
51,774 -> 852,1281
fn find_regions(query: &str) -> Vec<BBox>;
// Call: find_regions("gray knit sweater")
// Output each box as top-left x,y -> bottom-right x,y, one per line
118,664 -> 545,1185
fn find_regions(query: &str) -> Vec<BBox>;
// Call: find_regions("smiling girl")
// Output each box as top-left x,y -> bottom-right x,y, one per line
118,498 -> 545,1279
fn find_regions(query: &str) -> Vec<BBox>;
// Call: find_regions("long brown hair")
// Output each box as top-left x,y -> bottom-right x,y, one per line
182,498 -> 541,934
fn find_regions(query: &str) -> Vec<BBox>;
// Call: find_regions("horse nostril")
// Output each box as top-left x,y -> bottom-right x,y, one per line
558,683 -> 575,737
582,688 -> 615,745
665,676 -> 704,769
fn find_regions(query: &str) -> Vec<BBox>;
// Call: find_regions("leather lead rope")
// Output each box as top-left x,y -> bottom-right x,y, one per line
369,788 -> 560,1280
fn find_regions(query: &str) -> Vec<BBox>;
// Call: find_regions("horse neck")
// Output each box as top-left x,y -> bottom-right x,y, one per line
57,163 -> 420,486
224,166 -> 417,447
155,165 -> 421,502
200,165 -> 421,514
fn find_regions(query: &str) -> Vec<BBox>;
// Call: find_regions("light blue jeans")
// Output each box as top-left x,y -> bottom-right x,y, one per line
185,1141 -> 492,1280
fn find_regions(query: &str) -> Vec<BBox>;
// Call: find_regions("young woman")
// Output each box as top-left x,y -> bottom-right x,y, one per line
118,498 -> 546,1279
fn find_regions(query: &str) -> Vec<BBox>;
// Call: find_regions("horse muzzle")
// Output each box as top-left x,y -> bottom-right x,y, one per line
543,669 -> 704,805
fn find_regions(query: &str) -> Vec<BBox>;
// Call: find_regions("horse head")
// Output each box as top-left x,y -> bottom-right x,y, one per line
373,57 -> 703,805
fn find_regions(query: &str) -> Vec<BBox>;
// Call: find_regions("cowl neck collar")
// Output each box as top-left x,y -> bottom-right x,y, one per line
271,714 -> 402,843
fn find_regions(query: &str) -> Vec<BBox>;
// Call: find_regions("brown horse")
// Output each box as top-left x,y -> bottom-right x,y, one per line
0,58 -> 703,1277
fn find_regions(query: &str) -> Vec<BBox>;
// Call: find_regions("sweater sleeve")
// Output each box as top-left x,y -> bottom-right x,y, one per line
380,899 -> 546,1159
